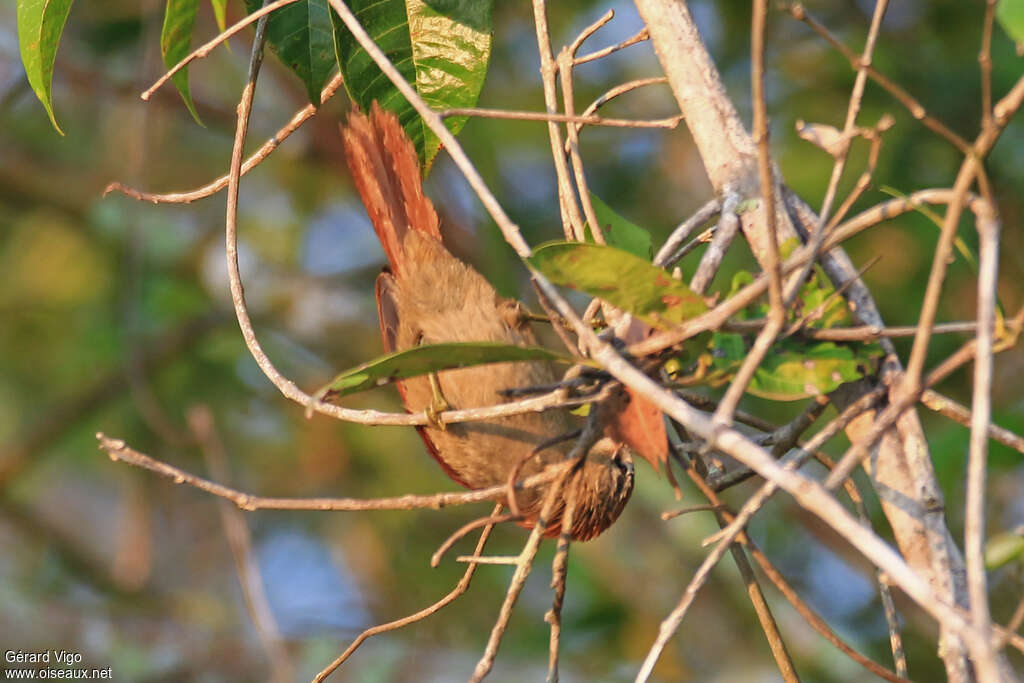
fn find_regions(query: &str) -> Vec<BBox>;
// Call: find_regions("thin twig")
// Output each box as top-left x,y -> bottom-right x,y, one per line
107,73 -> 344,204
568,9 -> 615,56
313,504 -> 503,681
629,189 -> 983,358
558,48 -> 604,244
964,200 -> 1001,678
654,198 -> 722,267
469,465 -> 574,682
675,453 -> 911,683
566,77 -> 678,151
532,0 -> 586,240
97,432 -> 560,512
141,0 -> 301,101
921,389 -> 1024,455
531,279 -> 584,358
546,485 -> 577,683
431,511 -> 523,568
660,503 -> 720,521
440,107 -> 680,129
637,389 -> 885,681
575,27 -> 649,65
454,555 -> 521,566
689,194 -> 740,294
980,0 -> 998,127
783,3 -> 972,154
707,395 -> 832,493
785,0 -> 889,310
751,0 -> 785,316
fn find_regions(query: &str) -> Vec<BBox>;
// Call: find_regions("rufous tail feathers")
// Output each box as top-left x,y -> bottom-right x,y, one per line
341,103 -> 441,278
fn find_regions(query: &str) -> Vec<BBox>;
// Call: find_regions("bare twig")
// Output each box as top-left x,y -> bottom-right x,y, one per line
532,0 -> 586,240
750,0 -> 784,316
707,395 -> 833,493
784,0 -> 889,309
654,198 -> 722,267
314,504 -> 503,681
141,0 -> 301,101
964,200 -> 1001,678
97,432 -> 560,512
920,389 -> 1024,455
558,48 -> 604,244
568,9 -> 615,56
575,27 -> 649,65
639,390 -> 891,681
630,189 -> 983,358
439,107 -> 680,129
107,73 -> 344,204
674,456 -> 911,683
689,194 -> 740,294
566,77 -> 680,150
784,3 -> 972,154
980,1 -> 997,127
455,555 -> 521,566
469,465 -> 574,682
660,503 -> 720,521
431,511 -> 523,568
545,486 -> 577,683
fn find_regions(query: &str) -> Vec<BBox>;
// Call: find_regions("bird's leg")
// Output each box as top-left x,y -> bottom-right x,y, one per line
425,371 -> 450,430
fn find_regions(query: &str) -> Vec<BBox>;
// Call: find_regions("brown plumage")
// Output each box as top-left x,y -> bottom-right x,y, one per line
341,104 -> 633,540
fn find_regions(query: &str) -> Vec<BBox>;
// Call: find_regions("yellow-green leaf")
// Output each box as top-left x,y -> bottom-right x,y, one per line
529,242 -> 708,330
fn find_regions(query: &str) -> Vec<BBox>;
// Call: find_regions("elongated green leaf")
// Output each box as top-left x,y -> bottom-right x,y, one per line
586,194 -> 653,259
332,0 -> 493,168
315,342 -> 573,400
998,0 -> 1024,50
530,242 -> 707,330
245,0 -> 335,105
16,0 -> 75,134
210,0 -> 227,33
162,0 -> 203,124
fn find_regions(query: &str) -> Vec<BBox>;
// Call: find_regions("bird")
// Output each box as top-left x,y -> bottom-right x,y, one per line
340,103 -> 633,540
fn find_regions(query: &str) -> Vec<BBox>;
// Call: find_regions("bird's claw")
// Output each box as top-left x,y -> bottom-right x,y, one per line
426,372 -> 450,431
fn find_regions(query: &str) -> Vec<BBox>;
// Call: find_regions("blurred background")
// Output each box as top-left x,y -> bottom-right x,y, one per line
1,0 -> 1022,680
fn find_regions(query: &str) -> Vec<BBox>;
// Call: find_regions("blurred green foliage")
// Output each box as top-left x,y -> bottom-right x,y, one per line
2,0 -> 1023,681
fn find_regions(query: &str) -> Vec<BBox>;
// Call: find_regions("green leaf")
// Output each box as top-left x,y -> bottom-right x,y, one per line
997,0 -> 1024,50
314,342 -> 573,400
529,242 -> 708,330
245,0 -> 336,105
710,334 -> 874,401
586,194 -> 653,259
16,0 -> 75,134
161,0 -> 203,125
210,0 -> 227,33
985,530 -> 1024,569
750,341 -> 872,400
332,0 -> 493,169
